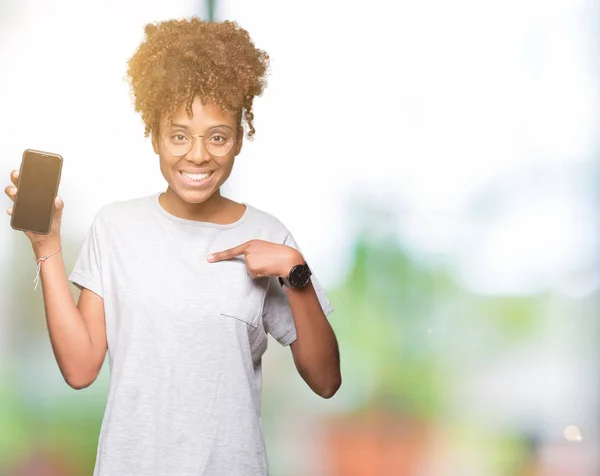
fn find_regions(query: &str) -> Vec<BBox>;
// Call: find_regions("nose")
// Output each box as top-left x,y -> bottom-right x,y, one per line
186,136 -> 211,163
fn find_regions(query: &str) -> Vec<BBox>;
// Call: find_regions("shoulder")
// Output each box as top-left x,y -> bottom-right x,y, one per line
92,194 -> 156,228
244,203 -> 292,241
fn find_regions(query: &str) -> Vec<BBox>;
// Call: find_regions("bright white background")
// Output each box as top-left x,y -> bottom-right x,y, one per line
0,0 -> 597,293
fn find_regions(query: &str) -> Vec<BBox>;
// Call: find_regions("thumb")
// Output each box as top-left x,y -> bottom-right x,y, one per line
54,196 -> 64,221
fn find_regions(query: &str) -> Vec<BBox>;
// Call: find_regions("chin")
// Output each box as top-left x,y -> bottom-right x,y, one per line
173,186 -> 216,204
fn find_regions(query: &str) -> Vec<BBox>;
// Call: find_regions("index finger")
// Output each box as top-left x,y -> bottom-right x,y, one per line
208,242 -> 250,262
10,170 -> 19,186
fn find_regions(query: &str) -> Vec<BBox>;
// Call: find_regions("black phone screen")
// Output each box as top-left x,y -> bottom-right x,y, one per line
11,150 -> 63,234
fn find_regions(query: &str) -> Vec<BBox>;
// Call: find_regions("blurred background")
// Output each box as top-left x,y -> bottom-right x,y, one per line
1,0 -> 599,474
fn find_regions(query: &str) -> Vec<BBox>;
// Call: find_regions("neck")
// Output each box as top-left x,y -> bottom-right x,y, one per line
160,187 -> 227,222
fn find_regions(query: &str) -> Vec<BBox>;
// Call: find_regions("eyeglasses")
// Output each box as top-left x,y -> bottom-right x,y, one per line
161,127 -> 237,157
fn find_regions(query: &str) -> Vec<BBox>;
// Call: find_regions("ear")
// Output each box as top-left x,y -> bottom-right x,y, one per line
234,126 -> 244,156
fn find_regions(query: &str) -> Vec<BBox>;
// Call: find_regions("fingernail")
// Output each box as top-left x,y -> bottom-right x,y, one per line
207,254 -> 214,262
55,197 -> 62,206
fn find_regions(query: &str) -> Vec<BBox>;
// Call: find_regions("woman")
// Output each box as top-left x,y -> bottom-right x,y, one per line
5,18 -> 341,476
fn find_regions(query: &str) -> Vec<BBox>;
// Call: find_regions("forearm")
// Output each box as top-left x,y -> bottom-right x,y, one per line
35,243 -> 98,387
286,280 -> 341,398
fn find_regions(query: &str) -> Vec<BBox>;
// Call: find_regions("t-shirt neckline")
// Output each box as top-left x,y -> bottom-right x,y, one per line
152,192 -> 250,229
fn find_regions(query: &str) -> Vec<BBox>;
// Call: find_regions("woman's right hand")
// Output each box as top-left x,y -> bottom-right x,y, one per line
5,169 -> 64,256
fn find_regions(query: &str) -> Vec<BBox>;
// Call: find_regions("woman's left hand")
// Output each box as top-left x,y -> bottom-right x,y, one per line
207,239 -> 303,279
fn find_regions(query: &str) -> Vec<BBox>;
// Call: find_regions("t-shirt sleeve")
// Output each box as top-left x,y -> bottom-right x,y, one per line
262,231 -> 334,347
68,212 -> 104,299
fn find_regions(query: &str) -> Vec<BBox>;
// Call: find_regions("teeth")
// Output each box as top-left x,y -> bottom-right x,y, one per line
181,171 -> 212,181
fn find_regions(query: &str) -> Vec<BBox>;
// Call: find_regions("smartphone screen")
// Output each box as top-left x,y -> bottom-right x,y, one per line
11,149 -> 63,234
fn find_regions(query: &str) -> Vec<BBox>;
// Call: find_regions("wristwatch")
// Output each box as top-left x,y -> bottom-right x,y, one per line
278,262 -> 312,288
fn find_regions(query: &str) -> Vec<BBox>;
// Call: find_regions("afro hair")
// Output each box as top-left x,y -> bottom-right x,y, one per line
126,18 -> 270,139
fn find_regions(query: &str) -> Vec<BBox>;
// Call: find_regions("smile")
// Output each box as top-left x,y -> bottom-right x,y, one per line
178,170 -> 215,188
180,171 -> 213,181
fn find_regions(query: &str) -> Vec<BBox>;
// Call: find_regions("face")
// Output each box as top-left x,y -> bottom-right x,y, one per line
152,96 -> 243,206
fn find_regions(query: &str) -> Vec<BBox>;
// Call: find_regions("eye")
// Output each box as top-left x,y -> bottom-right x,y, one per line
209,135 -> 228,144
171,134 -> 189,142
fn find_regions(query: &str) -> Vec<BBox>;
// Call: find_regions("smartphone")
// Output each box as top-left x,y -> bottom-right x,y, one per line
10,149 -> 63,234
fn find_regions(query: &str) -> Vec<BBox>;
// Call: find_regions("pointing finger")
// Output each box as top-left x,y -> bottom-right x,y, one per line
208,242 -> 250,262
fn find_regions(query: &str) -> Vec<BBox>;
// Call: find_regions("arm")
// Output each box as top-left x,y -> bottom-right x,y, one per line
208,239 -> 341,398
36,241 -> 107,390
285,264 -> 341,399
6,172 -> 106,390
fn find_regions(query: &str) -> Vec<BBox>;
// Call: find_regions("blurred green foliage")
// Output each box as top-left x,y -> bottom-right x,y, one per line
328,235 -> 450,420
0,371 -> 104,473
328,227 -> 543,422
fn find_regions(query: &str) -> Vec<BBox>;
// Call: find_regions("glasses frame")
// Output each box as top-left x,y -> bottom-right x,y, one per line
161,128 -> 238,157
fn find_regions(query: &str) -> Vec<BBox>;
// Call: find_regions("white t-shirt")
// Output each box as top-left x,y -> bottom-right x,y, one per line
68,193 -> 334,476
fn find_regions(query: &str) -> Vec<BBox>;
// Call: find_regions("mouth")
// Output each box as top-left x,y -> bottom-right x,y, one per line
178,170 -> 215,188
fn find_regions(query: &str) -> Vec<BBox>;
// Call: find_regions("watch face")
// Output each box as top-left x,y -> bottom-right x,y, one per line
290,264 -> 311,287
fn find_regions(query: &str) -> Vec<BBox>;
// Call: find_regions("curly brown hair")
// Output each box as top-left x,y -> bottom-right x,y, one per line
126,18 -> 270,140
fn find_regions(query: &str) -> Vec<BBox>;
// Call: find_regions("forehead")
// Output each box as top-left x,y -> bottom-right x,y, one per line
166,97 -> 237,129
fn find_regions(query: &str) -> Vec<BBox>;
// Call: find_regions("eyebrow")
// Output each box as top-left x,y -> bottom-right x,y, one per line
169,123 -> 233,131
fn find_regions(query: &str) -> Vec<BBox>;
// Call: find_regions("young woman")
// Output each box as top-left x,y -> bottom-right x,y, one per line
5,18 -> 340,476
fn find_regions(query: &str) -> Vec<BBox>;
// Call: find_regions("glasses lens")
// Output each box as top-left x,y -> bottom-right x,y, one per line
163,130 -> 193,156
205,129 -> 234,156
